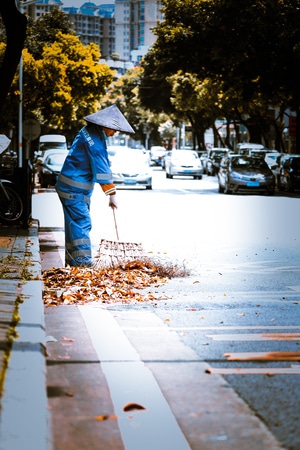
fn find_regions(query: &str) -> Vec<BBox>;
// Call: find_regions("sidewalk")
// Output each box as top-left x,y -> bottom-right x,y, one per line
0,220 -> 51,450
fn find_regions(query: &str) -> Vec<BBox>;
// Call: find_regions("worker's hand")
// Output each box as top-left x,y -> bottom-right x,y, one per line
109,194 -> 117,209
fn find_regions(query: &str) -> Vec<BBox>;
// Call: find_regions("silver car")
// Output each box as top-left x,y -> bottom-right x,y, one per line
218,155 -> 275,195
165,150 -> 203,179
110,149 -> 152,189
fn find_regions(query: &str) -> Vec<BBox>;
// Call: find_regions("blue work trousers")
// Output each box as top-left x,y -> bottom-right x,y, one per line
59,194 -> 93,266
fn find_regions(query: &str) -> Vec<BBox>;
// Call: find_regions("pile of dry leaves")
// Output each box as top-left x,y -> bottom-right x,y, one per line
43,258 -> 189,306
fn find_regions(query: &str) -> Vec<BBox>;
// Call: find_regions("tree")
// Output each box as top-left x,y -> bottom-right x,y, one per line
35,33 -> 113,138
0,32 -> 114,143
25,8 -> 75,59
140,0 -> 300,151
101,67 -> 173,147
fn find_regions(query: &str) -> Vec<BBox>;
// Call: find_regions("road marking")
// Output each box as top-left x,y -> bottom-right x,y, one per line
122,325 -> 300,331
206,332 -> 300,341
224,351 -> 300,361
206,367 -> 300,375
79,306 -> 191,450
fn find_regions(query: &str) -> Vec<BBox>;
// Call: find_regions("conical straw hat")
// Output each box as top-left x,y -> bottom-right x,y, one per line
84,104 -> 135,133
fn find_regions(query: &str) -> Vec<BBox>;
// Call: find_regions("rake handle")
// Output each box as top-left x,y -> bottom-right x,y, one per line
112,207 -> 120,240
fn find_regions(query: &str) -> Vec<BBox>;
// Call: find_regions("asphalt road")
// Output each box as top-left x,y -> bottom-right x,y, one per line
34,170 -> 300,450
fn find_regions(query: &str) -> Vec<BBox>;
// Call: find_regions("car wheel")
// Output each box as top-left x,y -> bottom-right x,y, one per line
194,175 -> 202,180
283,178 -> 292,192
224,180 -> 232,194
146,185 -> 152,190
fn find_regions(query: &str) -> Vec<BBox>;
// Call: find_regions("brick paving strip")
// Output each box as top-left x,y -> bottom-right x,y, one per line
0,224 -> 40,401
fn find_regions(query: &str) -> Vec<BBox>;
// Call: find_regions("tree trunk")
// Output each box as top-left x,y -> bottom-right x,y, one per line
296,107 -> 300,154
0,1 -> 27,111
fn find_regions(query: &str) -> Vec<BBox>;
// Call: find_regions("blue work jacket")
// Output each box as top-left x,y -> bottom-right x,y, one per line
57,124 -> 113,195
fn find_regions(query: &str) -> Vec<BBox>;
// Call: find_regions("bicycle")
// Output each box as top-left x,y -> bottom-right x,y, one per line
0,135 -> 23,224
0,176 -> 23,224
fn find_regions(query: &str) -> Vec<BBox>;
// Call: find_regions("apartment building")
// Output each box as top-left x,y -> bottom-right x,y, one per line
115,0 -> 163,61
25,0 -> 63,20
24,1 -> 163,63
63,3 -> 115,59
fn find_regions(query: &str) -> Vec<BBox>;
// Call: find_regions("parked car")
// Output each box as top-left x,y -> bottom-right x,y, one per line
199,151 -> 209,173
218,155 -> 275,195
164,150 -> 203,179
265,151 -> 281,168
149,146 -> 167,166
237,143 -> 265,156
107,145 -> 131,161
206,148 -> 230,175
35,134 -> 68,159
278,154 -> 300,192
38,150 -> 68,188
110,148 -> 152,189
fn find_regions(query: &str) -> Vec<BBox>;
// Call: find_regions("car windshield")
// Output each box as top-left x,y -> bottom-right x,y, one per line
46,153 -> 67,165
111,150 -> 149,169
172,151 -> 199,162
231,157 -> 267,169
212,151 -> 227,158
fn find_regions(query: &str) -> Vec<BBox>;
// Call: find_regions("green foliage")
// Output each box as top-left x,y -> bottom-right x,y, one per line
140,0 -> 300,149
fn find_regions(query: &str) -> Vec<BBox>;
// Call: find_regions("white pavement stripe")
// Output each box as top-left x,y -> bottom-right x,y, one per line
79,306 -> 191,450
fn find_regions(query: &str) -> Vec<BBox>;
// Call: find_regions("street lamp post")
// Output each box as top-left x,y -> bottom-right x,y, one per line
18,0 -> 37,168
16,0 -> 37,227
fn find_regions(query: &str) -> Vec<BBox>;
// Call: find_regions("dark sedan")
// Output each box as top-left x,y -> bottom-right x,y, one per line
278,155 -> 300,192
206,148 -> 230,175
38,151 -> 68,188
218,155 -> 275,195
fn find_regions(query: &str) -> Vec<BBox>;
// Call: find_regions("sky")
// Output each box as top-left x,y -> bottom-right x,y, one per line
61,0 -> 114,7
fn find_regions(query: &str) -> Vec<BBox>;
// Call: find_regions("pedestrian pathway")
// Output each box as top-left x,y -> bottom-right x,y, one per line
0,221 -> 50,450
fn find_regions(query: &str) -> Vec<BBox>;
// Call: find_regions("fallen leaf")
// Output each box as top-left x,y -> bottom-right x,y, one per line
62,336 -> 75,342
123,403 -> 146,412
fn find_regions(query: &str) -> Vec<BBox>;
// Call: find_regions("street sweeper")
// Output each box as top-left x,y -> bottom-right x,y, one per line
55,104 -> 134,267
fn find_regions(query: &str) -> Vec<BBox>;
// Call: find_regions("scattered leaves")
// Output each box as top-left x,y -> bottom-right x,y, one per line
43,258 -> 189,306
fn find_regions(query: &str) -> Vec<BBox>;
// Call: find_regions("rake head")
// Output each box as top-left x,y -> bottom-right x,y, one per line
93,238 -> 145,269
